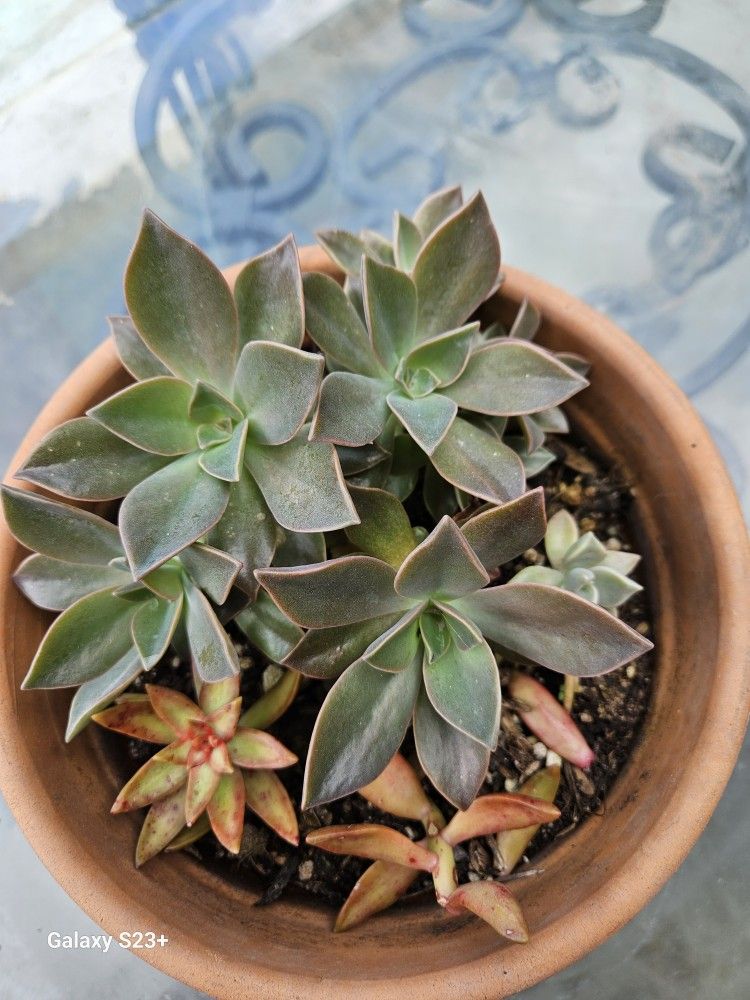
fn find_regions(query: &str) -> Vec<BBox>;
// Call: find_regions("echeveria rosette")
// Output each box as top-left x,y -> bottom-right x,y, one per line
256,486 -> 652,810
511,508 -> 642,612
1,485 -> 246,738
16,212 -> 357,593
93,675 -> 299,866
304,194 -> 587,506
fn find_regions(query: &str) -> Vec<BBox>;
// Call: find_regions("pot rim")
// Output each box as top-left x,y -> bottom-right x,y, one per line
1,253 -> 748,998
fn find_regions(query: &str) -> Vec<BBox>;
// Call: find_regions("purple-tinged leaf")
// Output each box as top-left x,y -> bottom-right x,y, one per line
509,673 -> 594,768
131,595 -> 182,669
307,824 -> 437,872
311,372 -> 390,447
206,468 -> 276,597
393,212 -> 422,271
461,487 -> 546,570
282,614 -> 402,679
189,380 -> 244,424
234,234 -> 304,348
430,417 -> 525,504
183,579 -> 240,682
445,881 -> 529,942
135,786 -> 188,867
363,606 -> 422,672
441,792 -> 560,847
235,341 -> 323,445
395,516 -> 488,600
65,647 -> 143,741
243,769 -> 299,845
363,256 -> 417,372
235,593 -> 304,663
13,553 -> 130,611
387,391 -> 457,456
316,229 -> 368,277
88,377 -> 199,457
508,298 -> 541,341
109,314 -> 170,380
345,486 -> 416,569
179,543 -> 241,605
93,696 -> 175,744
303,272 -> 384,377
207,770 -> 245,853
412,185 -> 463,240
423,636 -> 501,749
198,419 -> 248,482
401,323 -> 478,389
112,756 -> 187,813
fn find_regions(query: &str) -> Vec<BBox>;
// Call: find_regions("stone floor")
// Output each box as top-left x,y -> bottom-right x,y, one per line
1,1 -> 748,996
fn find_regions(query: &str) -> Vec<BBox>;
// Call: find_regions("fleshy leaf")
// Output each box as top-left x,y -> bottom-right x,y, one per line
311,372 -> 390,446
1,485 -> 122,564
495,766 -> 561,875
303,272 -> 383,376
109,315 -> 169,380
235,592 -> 304,663
206,468 -> 276,596
141,563 -> 184,601
401,324 -> 477,389
429,832 -> 458,905
509,673 -> 594,768
227,728 -> 297,769
303,654 -> 422,808
185,762 -> 221,826
243,769 -> 299,845
363,606 -> 422,672
234,234 -> 303,348
120,453 -> 230,579
430,417 -> 525,504
125,210 -> 238,391
132,594 -> 182,669
395,516 -> 488,600
545,508 -> 579,569
179,543 -> 241,605
387,391 -> 457,456
601,549 -> 641,576
510,566 -> 563,586
455,583 -> 652,675
445,882 -> 529,943
363,256 -> 417,373
393,213 -> 422,271
419,608 -> 450,663
422,637 -> 501,748
189,380 -> 244,425
198,676 -> 240,715
307,824 -> 437,871
245,431 -> 358,533
413,686 -> 490,810
273,529 -> 326,567
207,770 -> 245,853
235,341 -> 323,445
460,488 -> 546,570
17,417 -> 168,501
590,566 -> 642,608
113,756 -> 187,813
345,485 -> 416,568
65,647 -> 143,741
562,531 -> 608,569
239,669 -> 300,730
509,298 -> 541,341
433,602 -> 483,650
147,683 -> 204,736
444,341 -> 587,416
282,614 -> 402,679
88,377 -> 198,456
335,860 -> 418,932
93,695 -> 175,743
413,185 -> 463,240
441,792 -> 560,846
23,589 -> 138,689
198,419 -> 248,483
183,579 -> 240,682
13,554 -> 130,611
257,555 -> 408,628
358,753 -> 436,824
316,229 -> 368,276
413,193 -> 500,339
135,786 -> 188,867
165,813 -> 211,852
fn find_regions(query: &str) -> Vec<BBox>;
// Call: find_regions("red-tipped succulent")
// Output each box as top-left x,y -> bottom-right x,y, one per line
306,753 -> 560,941
94,672 -> 299,866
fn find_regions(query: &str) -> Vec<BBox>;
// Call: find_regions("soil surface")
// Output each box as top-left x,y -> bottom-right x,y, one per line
119,434 -> 654,910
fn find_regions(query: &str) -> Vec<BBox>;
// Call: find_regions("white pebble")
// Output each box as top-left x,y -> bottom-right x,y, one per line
504,778 -> 518,793
546,750 -> 563,768
533,741 -> 548,760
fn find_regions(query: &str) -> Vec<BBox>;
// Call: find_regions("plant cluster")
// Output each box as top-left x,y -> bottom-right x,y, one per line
3,188 -> 651,941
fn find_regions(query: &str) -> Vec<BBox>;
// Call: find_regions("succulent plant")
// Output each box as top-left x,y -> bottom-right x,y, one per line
256,485 -> 651,809
1,485 -> 247,737
494,765 -> 561,876
510,508 -> 642,611
15,214 -> 358,593
507,673 -> 594,769
93,673 -> 299,866
306,753 -> 560,940
304,193 -> 588,506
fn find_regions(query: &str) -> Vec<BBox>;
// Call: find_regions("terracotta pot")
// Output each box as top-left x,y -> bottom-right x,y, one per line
1,247 -> 748,999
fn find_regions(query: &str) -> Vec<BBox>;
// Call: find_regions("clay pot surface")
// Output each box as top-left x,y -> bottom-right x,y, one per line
1,247 -> 748,999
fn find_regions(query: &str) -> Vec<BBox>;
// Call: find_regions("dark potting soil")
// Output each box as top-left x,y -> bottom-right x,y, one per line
118,434 -> 655,910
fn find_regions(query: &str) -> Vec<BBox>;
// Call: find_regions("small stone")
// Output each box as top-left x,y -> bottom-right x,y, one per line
626,664 -> 637,679
561,445 -> 598,475
579,516 -> 596,532
636,621 -> 650,636
605,537 -> 622,551
533,741 -> 548,760
239,656 -> 254,672
467,871 -> 481,882
579,711 -> 593,724
523,548 -> 541,564
546,750 -> 562,768
262,663 -> 283,691
298,860 -> 314,882
504,777 -> 518,793
170,656 -> 181,668
522,761 -> 541,779
559,481 -> 583,506
573,767 -> 596,796
273,853 -> 287,866
583,485 -> 597,497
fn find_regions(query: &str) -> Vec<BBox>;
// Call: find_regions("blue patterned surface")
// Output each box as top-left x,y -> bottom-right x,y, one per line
1,2 -> 748,997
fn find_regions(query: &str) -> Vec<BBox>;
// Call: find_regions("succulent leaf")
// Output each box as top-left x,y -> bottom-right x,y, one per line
283,614 -> 402,679
303,653 -> 421,808
206,696 -> 243,741
239,669 -> 300,730
316,229 -> 368,276
358,753 -> 436,824
109,315 -> 170,380
441,793 -> 561,847
186,761 -> 222,825
88,377 -> 198,456
494,766 -> 561,875
135,786 -> 189,867
13,553 -> 130,611
509,673 -> 594,769
65,647 -> 143,741
113,756 -> 187,813
125,210 -> 238,392
412,185 -> 463,240
206,468 -> 276,596
235,592 -> 304,663
508,298 -> 541,341
206,770 -> 245,853
182,579 -> 240,682
589,566 -> 642,608
428,832 -> 458,905
198,419 -> 248,482
430,416 -> 525,504
178,543 -> 241,605
413,193 -> 500,339
393,212 -> 422,271
401,323 -> 478,389
303,272 -> 384,377
362,606 -> 422,672
445,881 -> 529,943
234,234 -> 304,349
422,637 -> 501,749
386,391 -> 457,455
544,509 -> 579,569
273,529 -> 326,567
131,594 -> 183,669
460,487 -> 547,570
335,860 -> 418,932
189,380 -> 244,425
311,372 -> 390,446
197,675 -> 240,715
363,256 -> 417,373
307,824 -> 437,872
165,813 -> 211,852
17,417 -> 168,501
510,565 -> 563,586
141,563 -> 184,601
146,683 -> 204,737
235,341 -> 323,445
243,769 -> 299,845
227,728 -> 297,769
345,485 -> 417,568
394,516 -> 489,600
601,549 -> 641,576
92,696 -> 175,744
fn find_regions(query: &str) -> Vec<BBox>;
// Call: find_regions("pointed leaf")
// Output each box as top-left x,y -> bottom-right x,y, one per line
185,761 -> 221,826
419,607 -> 450,663
358,753 -> 436,824
307,824 -> 437,872
345,485 -> 416,568
109,314 -> 170,380
335,860 -> 418,932
445,882 -> 528,943
147,683 -> 204,737
198,419 -> 248,482
442,792 -> 561,846
234,234 -> 303,348
17,417 -> 168,501
88,377 -> 198,456
393,213 -> 422,271
311,372 -> 390,447
423,637 -> 501,748
363,606 -> 422,672
413,193 -> 500,339
198,675 -> 240,715
303,654 -> 422,808
135,786 -> 189,867
245,432 -> 358,533
303,272 -> 383,376
413,685 -> 490,810
13,553 -> 130,611
227,728 -> 297,769
120,454 -> 229,579
23,589 -> 138,689
206,696 -> 242,741
239,669 -> 300,730
65,647 -> 143,741
131,595 -> 182,669
125,210 -> 238,391
363,256 -> 417,373
413,185 -> 463,240
206,468 -> 276,596
183,579 -> 240,682
428,832 -> 458,905
402,324 -> 477,389
510,566 -> 563,586
93,696 -> 176,743
243,769 -> 298,845
112,756 -> 187,813
590,566 -> 642,609
1,485 -> 123,564
165,813 -> 211,852
257,555 -> 407,628
395,516 -> 488,600
316,229 -> 368,276
601,549 -> 641,576
206,770 -> 245,853
444,341 -> 587,416
282,614 -> 402,679
495,766 -> 561,875
562,531 -> 608,569
545,509 -> 579,569
433,602 -> 483,650
236,592 -> 304,663
431,417 -> 525,504
461,488 -> 546,570
455,583 -> 652,675
189,380 -> 244,424
179,543 -> 241,605
236,341 -> 323,445
509,298 -> 541,341
387,392 -> 457,456
509,673 -> 594,768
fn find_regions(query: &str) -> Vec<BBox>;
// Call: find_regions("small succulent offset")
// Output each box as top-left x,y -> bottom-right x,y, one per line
15,214 -> 358,594
256,485 -> 650,809
306,754 -> 560,940
93,673 -> 299,866
511,508 -> 642,612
